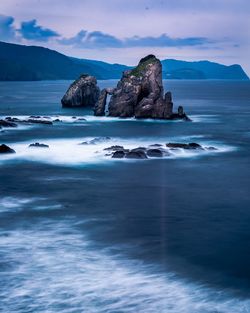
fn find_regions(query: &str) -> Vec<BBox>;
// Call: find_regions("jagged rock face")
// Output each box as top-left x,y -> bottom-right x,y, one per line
61,75 -> 100,108
107,54 -> 179,119
94,88 -> 114,116
108,55 -> 167,118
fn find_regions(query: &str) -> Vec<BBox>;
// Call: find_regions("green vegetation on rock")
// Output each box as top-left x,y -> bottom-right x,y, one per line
130,56 -> 158,77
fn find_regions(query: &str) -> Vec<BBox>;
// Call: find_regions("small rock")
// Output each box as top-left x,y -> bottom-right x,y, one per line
0,119 -> 17,127
112,150 -> 126,158
206,146 -> 217,151
130,147 -> 147,153
26,119 -> 53,125
188,142 -> 203,149
125,150 -> 148,159
166,142 -> 203,150
80,137 -> 111,145
29,143 -> 49,148
148,144 -> 163,148
147,148 -> 164,157
0,144 -> 16,154
77,118 -> 87,121
104,145 -> 125,151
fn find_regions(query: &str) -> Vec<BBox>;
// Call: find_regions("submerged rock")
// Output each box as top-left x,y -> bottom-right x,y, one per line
0,144 -> 15,154
130,147 -> 147,153
125,150 -> 148,159
26,119 -> 53,125
146,148 -> 164,157
4,117 -> 53,125
61,74 -> 100,108
111,150 -> 126,158
166,142 -> 203,149
29,143 -> 49,148
206,146 -> 218,151
80,137 -> 111,145
104,145 -> 125,151
148,143 -> 163,148
0,119 -> 17,127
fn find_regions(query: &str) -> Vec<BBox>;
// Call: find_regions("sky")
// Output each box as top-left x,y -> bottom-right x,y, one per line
0,0 -> 249,74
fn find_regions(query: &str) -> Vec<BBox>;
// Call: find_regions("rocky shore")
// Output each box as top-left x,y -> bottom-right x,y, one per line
103,142 -> 216,159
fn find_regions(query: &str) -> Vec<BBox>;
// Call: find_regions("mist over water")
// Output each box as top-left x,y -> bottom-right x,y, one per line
0,80 -> 250,312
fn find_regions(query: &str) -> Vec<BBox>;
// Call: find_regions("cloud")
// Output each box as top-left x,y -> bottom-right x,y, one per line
125,34 -> 211,47
59,30 -> 211,49
18,19 -> 60,41
60,30 -> 122,48
0,14 -> 16,41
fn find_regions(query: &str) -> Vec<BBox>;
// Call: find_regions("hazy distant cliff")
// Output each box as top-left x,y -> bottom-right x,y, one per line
0,41 -> 248,81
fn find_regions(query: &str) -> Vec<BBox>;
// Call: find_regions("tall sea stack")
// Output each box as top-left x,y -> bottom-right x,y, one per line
94,54 -> 189,120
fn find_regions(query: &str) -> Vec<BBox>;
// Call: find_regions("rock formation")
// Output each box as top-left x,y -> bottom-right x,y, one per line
94,88 -> 114,116
104,142 -> 215,159
61,74 -> 100,108
0,144 -> 15,154
0,119 -> 17,127
94,54 -> 190,120
29,143 -> 49,148
5,116 -> 53,125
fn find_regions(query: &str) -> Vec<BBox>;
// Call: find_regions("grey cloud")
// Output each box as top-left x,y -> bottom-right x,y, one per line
0,14 -> 16,41
18,19 -> 60,41
59,30 -> 212,49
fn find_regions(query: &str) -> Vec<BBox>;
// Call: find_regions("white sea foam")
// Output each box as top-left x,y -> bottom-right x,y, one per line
0,197 -> 61,214
190,115 -> 220,123
0,136 -> 235,166
0,218 -> 249,313
0,197 -> 33,213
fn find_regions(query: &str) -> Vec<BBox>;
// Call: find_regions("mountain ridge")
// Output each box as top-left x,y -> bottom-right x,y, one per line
0,41 -> 248,81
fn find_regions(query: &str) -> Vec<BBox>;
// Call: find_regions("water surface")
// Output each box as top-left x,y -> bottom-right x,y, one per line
0,80 -> 250,312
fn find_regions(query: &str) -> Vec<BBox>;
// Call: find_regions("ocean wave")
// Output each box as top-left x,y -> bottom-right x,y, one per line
0,197 -> 34,213
190,115 -> 220,123
0,217 -> 249,313
0,197 -> 62,214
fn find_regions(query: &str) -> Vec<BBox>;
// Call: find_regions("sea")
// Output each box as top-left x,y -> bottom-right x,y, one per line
0,79 -> 250,313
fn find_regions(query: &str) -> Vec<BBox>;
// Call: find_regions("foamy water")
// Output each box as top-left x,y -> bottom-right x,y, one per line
0,198 -> 249,313
0,135 -> 235,166
1,81 -> 250,313
1,114 -> 219,126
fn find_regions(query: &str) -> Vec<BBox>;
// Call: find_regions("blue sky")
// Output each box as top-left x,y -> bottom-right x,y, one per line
0,0 -> 249,74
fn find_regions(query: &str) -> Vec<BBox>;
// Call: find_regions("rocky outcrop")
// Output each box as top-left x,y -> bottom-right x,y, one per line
5,116 -> 53,125
0,119 -> 17,127
104,142 -> 215,159
94,88 -> 114,116
61,74 -> 100,108
166,142 -> 203,149
104,55 -> 190,120
29,143 -> 49,148
0,144 -> 15,154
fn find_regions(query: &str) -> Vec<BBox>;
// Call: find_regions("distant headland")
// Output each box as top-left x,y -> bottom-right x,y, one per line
0,41 -> 248,81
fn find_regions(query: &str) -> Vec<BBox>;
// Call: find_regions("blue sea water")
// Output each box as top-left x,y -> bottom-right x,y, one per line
0,80 -> 250,312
